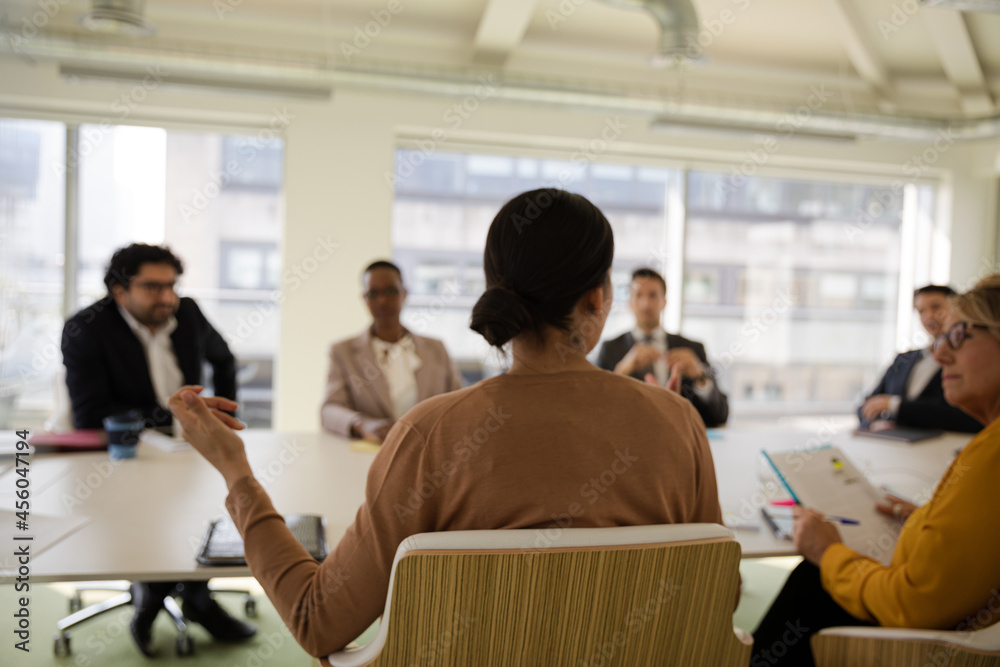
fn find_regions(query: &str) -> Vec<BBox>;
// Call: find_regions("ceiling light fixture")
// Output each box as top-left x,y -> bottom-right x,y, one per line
79,0 -> 155,38
921,0 -> 1000,11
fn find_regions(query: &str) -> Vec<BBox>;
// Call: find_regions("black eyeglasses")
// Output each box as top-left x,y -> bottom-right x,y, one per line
363,287 -> 401,301
131,281 -> 177,296
933,322 -> 988,353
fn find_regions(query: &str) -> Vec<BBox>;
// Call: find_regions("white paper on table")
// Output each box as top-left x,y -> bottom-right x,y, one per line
0,510 -> 91,571
764,445 -> 903,566
139,429 -> 191,452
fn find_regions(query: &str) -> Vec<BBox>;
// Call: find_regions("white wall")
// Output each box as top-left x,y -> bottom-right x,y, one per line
2,58 -> 998,430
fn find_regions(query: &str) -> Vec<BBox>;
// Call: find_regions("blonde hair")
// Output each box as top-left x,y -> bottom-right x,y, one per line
950,274 -> 1000,343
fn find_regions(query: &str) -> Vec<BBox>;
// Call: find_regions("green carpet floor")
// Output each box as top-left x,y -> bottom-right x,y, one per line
2,559 -> 797,665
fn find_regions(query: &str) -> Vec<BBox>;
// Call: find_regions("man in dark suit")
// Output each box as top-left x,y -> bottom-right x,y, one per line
596,267 -> 729,427
859,284 -> 982,433
61,244 -> 255,655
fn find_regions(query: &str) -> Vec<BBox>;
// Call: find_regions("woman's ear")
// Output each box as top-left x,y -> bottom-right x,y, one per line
583,283 -> 605,315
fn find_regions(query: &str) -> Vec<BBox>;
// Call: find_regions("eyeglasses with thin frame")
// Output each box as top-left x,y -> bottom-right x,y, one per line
363,287 -> 401,301
130,281 -> 178,296
932,322 -> 989,353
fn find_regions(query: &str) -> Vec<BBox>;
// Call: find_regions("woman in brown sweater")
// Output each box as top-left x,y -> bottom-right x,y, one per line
169,188 -> 723,658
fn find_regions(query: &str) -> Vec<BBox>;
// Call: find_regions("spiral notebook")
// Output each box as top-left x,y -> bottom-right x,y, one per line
197,515 -> 329,565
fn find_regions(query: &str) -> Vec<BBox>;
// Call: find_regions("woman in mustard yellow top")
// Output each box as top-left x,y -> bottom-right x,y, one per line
753,274 -> 1000,667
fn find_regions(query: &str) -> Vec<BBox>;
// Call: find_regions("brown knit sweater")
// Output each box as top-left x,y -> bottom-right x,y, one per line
225,369 -> 723,657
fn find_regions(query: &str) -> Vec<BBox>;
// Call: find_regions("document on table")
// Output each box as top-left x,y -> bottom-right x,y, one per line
763,445 -> 902,566
0,510 -> 91,572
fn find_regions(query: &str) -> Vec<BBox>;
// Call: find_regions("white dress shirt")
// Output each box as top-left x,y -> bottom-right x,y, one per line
633,327 -> 715,398
117,305 -> 185,412
888,348 -> 940,416
371,334 -> 422,419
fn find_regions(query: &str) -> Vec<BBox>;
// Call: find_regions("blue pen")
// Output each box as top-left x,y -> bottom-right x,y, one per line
824,515 -> 860,525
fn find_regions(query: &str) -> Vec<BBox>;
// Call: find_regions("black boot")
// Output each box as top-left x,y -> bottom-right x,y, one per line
178,582 -> 256,642
129,581 -> 168,657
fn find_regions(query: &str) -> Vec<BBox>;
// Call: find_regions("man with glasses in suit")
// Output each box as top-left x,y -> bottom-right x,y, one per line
321,260 -> 463,443
596,267 -> 729,427
858,284 -> 983,433
61,243 -> 256,656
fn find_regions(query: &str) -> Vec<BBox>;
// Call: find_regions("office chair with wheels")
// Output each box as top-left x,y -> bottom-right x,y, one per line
327,523 -> 752,667
53,581 -> 256,657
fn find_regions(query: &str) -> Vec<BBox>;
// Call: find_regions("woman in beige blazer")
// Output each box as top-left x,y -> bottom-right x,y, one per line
320,260 -> 462,442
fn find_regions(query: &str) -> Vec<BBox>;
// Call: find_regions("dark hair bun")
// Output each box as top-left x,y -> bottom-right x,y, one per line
470,188 -> 614,350
470,286 -> 537,348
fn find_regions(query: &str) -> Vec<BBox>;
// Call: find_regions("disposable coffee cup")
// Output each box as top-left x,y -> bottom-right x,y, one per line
103,410 -> 144,460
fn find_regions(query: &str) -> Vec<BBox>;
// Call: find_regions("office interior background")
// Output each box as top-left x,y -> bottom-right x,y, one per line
1,0 -> 999,432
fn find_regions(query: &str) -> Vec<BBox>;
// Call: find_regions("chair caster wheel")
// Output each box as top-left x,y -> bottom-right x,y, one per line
54,631 -> 71,656
176,633 -> 195,656
245,597 -> 257,617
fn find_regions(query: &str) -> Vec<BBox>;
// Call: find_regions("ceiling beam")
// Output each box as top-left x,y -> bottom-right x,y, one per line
921,7 -> 994,115
817,0 -> 894,104
473,0 -> 539,65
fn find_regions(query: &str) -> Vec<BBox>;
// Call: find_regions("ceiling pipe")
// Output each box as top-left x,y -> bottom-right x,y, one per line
2,28 -> 1000,142
597,0 -> 701,62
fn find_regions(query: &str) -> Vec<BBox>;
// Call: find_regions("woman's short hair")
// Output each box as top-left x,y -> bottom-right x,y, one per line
470,188 -> 614,349
951,274 -> 1000,342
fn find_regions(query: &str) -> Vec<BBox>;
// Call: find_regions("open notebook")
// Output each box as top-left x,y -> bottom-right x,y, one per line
763,445 -> 903,566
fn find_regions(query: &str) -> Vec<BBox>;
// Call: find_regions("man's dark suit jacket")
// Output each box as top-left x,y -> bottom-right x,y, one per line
61,296 -> 236,430
858,348 -> 982,433
596,331 -> 729,427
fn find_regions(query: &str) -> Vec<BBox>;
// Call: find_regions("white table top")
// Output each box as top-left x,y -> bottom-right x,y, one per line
710,421 -> 970,557
2,431 -> 376,583
0,423 -> 972,583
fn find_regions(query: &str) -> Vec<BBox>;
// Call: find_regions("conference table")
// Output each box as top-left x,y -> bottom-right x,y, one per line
0,422 -> 973,585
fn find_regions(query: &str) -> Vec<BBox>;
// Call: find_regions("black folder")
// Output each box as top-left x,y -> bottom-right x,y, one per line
197,515 -> 328,565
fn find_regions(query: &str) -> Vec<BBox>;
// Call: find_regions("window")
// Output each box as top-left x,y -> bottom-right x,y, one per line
0,119 -> 66,430
220,242 -> 281,290
0,119 -> 285,430
392,148 -> 936,414
684,171 -> 921,411
391,150 -> 681,375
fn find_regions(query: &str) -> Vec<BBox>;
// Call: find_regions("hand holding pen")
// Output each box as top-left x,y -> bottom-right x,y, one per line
770,499 -> 860,525
792,506 -> 846,566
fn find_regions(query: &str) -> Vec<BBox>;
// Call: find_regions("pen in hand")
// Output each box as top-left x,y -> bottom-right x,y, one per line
823,515 -> 860,526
